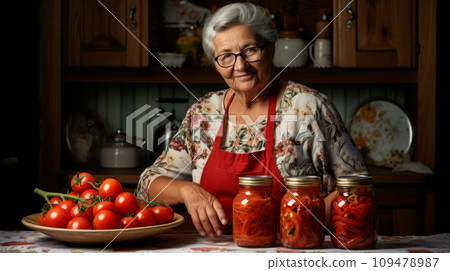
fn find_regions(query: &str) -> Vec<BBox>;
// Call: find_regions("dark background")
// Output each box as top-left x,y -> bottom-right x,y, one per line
1,0 -> 42,229
0,0 -> 448,232
434,0 -> 449,233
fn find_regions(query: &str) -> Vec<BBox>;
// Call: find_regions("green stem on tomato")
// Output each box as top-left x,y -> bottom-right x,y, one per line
34,188 -> 84,204
70,171 -> 101,190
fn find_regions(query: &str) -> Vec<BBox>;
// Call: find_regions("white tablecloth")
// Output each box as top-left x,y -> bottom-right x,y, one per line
1,230 -> 449,253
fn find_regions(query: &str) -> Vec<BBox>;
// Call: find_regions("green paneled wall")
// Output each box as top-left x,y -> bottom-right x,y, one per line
63,82 -> 412,166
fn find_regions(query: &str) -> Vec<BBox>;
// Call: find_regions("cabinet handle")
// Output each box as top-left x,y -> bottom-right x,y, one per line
130,2 -> 137,30
345,2 -> 354,32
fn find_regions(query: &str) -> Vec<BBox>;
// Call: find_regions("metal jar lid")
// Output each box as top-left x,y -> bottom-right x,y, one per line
239,175 -> 273,186
336,175 -> 373,187
285,176 -> 321,187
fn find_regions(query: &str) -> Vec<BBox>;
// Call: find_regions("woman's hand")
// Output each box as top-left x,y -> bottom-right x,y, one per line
180,182 -> 228,238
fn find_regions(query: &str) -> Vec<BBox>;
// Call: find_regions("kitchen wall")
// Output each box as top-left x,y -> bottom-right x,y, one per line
63,82 -> 413,166
65,82 -> 412,135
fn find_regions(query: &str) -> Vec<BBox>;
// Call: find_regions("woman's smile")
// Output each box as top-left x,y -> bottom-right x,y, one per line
234,72 -> 256,81
213,24 -> 274,97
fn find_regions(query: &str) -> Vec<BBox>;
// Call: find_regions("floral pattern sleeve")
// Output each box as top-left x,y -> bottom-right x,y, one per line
274,82 -> 368,195
136,106 -> 194,201
136,91 -> 225,200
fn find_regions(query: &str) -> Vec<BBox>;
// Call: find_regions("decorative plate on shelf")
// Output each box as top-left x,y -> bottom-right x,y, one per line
65,110 -> 107,168
22,213 -> 184,245
347,97 -> 414,168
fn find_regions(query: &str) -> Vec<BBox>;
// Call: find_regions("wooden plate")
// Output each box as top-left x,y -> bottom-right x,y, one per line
22,213 -> 184,245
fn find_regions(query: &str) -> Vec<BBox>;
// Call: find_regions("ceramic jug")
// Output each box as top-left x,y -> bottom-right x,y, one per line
273,30 -> 307,68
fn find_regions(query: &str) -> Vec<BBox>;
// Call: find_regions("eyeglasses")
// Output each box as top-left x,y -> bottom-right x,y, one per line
213,43 -> 266,68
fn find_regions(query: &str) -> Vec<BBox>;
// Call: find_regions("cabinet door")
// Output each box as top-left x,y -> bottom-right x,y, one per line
333,0 -> 416,68
64,0 -> 149,67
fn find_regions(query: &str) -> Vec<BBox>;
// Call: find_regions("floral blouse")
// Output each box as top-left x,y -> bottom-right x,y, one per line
137,81 -> 368,200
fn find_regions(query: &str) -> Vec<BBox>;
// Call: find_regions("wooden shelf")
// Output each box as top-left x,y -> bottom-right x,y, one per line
63,67 -> 417,85
368,166 -> 431,185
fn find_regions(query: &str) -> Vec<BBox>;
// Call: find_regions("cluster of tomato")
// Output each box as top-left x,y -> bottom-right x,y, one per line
37,172 -> 174,230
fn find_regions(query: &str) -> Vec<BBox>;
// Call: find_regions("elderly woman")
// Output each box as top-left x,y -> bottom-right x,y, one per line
137,2 -> 368,238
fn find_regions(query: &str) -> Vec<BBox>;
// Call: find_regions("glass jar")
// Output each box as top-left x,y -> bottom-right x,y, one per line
233,176 -> 277,247
331,175 -> 378,249
280,176 -> 325,248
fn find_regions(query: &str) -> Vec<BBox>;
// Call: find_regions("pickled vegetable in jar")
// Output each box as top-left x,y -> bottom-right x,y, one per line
233,176 -> 277,247
280,176 -> 325,248
331,175 -> 378,249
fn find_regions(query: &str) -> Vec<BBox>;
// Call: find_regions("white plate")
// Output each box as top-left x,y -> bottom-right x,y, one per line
65,111 -> 107,167
348,97 -> 414,168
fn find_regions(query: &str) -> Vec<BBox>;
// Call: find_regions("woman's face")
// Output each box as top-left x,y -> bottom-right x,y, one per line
213,24 -> 274,95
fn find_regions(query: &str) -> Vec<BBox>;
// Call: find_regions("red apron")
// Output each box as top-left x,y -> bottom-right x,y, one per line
200,90 -> 286,229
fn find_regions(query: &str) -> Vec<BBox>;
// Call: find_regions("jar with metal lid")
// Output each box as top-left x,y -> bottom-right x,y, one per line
331,175 -> 378,249
233,176 -> 277,247
279,176 -> 325,248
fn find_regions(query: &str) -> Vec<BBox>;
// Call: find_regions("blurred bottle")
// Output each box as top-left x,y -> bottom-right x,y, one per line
316,8 -> 330,38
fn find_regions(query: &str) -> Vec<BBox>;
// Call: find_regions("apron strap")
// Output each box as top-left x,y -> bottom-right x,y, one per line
264,90 -> 277,151
225,90 -> 235,111
212,91 -> 235,150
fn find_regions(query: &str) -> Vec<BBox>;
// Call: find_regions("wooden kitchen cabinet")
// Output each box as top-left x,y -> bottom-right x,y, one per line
42,0 -> 437,235
333,0 -> 416,68
63,0 -> 149,67
370,166 -> 434,235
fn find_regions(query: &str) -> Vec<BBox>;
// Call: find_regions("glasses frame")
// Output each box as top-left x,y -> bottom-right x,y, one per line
213,43 -> 267,68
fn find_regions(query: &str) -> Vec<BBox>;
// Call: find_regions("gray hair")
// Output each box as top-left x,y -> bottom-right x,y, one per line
202,2 -> 278,63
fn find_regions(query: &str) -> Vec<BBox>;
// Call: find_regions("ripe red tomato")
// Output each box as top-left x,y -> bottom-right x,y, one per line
38,213 -> 46,226
49,196 -> 62,207
70,172 -> 95,194
98,178 -> 123,201
68,191 -> 79,197
137,204 -> 151,212
138,199 -> 148,208
70,203 -> 94,222
45,206 -> 72,228
114,192 -> 139,216
80,188 -> 99,203
67,191 -> 79,202
119,216 -> 141,229
58,199 -> 77,212
93,201 -> 117,216
135,207 -> 156,227
67,217 -> 92,229
152,205 -> 174,224
93,210 -> 120,229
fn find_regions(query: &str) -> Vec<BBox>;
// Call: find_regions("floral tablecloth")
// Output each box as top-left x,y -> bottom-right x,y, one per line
1,230 -> 449,253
